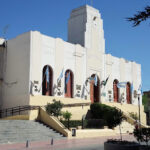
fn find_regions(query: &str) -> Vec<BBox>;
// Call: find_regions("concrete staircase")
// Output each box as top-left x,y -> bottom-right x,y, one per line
114,120 -> 135,134
0,120 -> 66,144
102,102 -> 147,126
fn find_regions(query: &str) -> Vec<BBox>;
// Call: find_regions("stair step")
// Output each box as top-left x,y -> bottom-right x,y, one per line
0,120 -> 65,144
114,120 -> 135,134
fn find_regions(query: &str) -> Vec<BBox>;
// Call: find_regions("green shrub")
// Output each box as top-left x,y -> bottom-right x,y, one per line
90,103 -> 103,119
134,128 -> 150,146
86,119 -> 106,128
61,119 -> 106,129
129,112 -> 138,120
90,103 -> 125,128
90,103 -> 111,119
45,99 -> 63,118
61,120 -> 86,128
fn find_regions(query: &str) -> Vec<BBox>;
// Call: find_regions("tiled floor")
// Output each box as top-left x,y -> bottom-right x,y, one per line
0,134 -> 137,150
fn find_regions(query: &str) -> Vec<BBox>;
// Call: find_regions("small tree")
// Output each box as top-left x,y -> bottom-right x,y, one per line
45,99 -> 63,118
62,111 -> 72,129
134,128 -> 150,147
104,107 -> 125,129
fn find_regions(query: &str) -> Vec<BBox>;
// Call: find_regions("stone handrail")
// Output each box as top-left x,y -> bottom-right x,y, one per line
122,110 -> 148,128
112,106 -> 148,128
38,107 -> 71,137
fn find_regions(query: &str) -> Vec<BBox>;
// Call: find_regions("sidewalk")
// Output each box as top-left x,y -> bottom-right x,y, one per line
0,134 -> 136,150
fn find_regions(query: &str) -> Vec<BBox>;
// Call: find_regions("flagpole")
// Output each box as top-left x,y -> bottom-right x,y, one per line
138,94 -> 141,129
137,84 -> 142,129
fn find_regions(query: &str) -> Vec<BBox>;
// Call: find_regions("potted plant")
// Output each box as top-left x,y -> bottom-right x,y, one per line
104,139 -> 139,150
98,104 -> 140,150
134,128 -> 150,150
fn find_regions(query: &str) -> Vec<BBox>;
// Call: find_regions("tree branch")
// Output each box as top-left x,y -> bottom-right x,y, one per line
127,6 -> 150,26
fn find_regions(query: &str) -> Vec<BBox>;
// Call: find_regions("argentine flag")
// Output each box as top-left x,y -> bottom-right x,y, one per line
138,84 -> 142,94
101,76 -> 109,87
94,75 -> 97,86
66,72 -> 70,84
117,82 -> 127,88
131,83 -> 134,93
46,66 -> 49,83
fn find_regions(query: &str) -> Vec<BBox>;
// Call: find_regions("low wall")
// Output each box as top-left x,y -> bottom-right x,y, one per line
0,115 -> 29,120
29,109 -> 39,120
30,95 -> 91,105
38,107 -> 71,137
30,96 -> 91,120
62,106 -> 90,120
70,129 -> 116,139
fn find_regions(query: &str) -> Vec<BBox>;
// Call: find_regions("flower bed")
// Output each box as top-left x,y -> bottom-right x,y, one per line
104,139 -> 139,150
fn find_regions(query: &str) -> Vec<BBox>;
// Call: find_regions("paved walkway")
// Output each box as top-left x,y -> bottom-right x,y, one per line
0,134 -> 137,150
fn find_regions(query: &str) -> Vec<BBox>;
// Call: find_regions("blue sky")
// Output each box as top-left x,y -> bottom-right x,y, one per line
0,0 -> 150,91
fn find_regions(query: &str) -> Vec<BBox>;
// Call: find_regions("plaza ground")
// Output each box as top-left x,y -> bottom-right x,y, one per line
0,134 -> 136,150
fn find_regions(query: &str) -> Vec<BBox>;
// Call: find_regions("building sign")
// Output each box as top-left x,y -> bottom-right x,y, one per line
101,92 -> 106,97
57,80 -> 61,87
76,85 -> 81,90
134,90 -> 137,98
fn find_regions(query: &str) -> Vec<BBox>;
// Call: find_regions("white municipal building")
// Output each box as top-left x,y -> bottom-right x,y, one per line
0,5 -> 142,111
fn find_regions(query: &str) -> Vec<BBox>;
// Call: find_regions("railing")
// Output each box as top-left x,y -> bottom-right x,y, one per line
63,102 -> 91,107
0,105 -> 40,118
0,102 -> 91,119
122,110 -> 148,128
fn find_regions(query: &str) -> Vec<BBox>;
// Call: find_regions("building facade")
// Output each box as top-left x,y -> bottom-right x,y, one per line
0,5 -> 142,109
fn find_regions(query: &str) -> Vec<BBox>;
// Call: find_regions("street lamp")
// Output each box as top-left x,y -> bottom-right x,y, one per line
137,91 -> 142,145
82,115 -> 86,129
138,94 -> 141,128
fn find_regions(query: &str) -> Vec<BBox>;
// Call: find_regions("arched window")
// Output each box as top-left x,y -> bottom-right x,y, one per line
113,79 -> 119,102
65,70 -> 74,98
90,74 -> 100,103
126,82 -> 131,104
42,65 -> 53,96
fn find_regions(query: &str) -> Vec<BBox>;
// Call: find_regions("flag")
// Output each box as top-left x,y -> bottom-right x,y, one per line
138,84 -> 142,94
45,66 -> 49,83
57,68 -> 64,83
138,84 -> 141,91
94,75 -> 97,86
65,72 -> 70,84
101,76 -> 109,87
88,77 -> 94,81
117,82 -> 127,88
131,83 -> 133,93
88,76 -> 97,85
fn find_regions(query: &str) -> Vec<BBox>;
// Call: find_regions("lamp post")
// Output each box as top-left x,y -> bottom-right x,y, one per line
137,92 -> 142,145
82,115 -> 86,129
138,94 -> 141,129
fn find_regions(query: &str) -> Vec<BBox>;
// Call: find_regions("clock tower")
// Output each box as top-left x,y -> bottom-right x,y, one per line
68,5 -> 105,53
